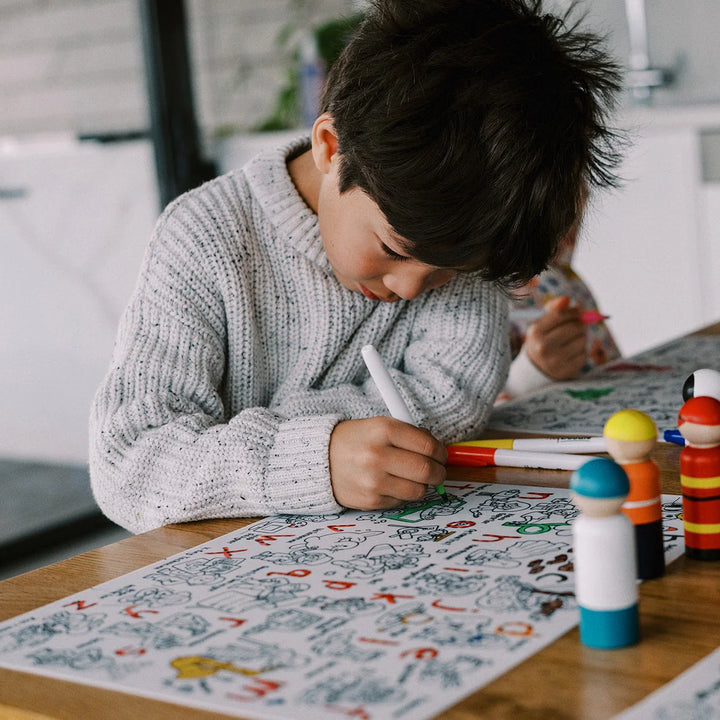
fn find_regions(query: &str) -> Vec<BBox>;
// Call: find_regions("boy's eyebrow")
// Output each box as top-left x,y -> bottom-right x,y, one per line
378,234 -> 416,264
385,228 -> 411,252
384,226 -> 479,274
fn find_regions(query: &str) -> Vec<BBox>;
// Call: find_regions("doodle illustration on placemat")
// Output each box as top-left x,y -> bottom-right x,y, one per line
0,484 -> 686,720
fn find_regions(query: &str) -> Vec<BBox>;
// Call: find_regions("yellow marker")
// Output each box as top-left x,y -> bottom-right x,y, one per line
457,439 -> 514,449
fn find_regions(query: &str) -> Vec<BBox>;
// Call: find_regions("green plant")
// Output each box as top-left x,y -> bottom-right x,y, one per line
256,12 -> 364,131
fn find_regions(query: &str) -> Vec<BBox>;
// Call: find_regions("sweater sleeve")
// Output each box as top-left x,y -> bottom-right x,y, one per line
388,277 -> 510,442
270,276 -> 510,442
89,199 -> 343,534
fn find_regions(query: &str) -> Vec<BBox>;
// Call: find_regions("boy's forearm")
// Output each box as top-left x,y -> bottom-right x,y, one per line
89,396 -> 344,533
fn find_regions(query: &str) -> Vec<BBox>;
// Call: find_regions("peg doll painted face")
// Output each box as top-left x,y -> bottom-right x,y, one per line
678,396 -> 720,447
570,457 -> 630,518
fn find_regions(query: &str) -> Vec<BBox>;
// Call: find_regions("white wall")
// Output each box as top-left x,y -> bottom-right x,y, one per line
1,1 -> 718,142
0,1 -> 147,138
575,105 -> 720,357
0,137 -> 158,463
187,0 -> 351,145
582,0 -> 720,106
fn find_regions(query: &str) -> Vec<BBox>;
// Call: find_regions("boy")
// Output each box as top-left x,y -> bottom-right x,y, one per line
90,0 -> 623,533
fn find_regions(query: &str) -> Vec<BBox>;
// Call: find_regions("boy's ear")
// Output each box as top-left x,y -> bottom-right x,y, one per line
311,113 -> 339,174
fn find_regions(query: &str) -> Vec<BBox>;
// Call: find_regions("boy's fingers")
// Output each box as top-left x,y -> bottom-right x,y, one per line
375,418 -> 447,463
357,485 -> 430,510
536,306 -> 583,331
550,324 -> 587,349
382,446 -> 447,486
384,476 -> 431,502
344,477 -> 433,510
341,493 -> 403,511
532,331 -> 586,365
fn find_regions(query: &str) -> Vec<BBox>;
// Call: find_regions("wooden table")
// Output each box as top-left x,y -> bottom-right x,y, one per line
3,325 -> 720,720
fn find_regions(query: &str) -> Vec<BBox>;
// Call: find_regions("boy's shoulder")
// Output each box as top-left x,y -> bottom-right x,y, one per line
163,136 -> 311,233
159,135 -> 306,211
145,136 -> 320,271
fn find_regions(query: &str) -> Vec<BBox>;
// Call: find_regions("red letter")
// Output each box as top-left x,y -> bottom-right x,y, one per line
322,580 -> 357,590
63,600 -> 97,610
124,605 -> 159,619
473,534 -> 517,542
370,592 -> 414,604
254,534 -> 294,546
400,647 -> 438,659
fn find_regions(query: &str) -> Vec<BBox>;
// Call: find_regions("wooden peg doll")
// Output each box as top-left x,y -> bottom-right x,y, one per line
682,368 -> 720,402
603,409 -> 664,579
678,396 -> 720,560
570,457 -> 639,649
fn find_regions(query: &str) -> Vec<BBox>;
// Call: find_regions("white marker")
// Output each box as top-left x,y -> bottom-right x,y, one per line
361,344 -> 415,423
454,436 -> 608,454
361,344 -> 446,496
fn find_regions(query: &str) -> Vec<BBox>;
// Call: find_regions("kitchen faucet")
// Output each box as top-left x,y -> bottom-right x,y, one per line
625,0 -> 674,102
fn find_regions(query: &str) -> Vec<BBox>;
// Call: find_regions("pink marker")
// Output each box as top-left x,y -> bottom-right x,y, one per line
580,310 -> 610,324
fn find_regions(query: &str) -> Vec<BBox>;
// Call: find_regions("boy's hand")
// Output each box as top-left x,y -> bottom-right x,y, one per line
524,295 -> 587,380
329,417 -> 447,509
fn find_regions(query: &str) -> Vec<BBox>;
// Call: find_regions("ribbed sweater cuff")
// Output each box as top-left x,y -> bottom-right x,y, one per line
264,414 -> 345,514
504,346 -> 553,399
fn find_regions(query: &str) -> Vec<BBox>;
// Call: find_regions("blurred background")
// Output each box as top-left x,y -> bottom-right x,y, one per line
1,0 -> 719,578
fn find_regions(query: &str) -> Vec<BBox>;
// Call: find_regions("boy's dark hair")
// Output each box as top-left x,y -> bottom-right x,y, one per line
322,0 -> 624,286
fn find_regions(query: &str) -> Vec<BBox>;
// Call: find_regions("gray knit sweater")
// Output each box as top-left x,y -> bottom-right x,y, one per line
89,138 -> 510,533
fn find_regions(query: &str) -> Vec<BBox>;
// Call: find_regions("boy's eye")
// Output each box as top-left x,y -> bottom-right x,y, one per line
382,243 -> 410,262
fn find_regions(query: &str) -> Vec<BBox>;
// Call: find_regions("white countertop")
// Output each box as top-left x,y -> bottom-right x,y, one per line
619,102 -> 720,132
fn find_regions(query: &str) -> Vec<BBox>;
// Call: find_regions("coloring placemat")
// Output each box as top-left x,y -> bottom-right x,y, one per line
489,335 -> 720,436
613,644 -> 720,719
0,483 -> 685,720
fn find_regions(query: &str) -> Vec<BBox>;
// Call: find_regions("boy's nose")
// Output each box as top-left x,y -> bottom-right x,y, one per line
384,267 -> 453,301
383,268 -> 429,300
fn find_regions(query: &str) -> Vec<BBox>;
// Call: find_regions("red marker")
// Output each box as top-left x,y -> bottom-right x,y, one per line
445,445 -> 596,471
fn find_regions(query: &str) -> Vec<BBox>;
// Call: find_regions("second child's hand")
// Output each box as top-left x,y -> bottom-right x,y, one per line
524,295 -> 588,380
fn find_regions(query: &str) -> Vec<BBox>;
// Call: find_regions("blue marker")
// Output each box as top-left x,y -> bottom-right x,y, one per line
663,428 -> 685,446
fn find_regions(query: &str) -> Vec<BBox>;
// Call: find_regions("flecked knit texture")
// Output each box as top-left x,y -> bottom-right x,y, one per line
89,138 -> 510,533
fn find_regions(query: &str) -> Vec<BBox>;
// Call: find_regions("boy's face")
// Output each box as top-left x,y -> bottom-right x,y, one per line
318,163 -> 456,302
304,114 -> 456,303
